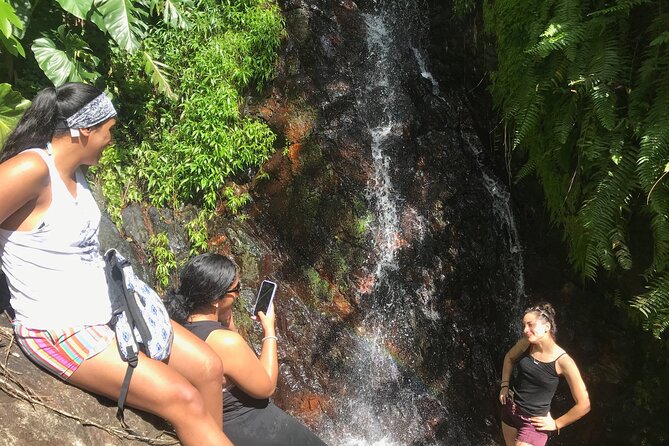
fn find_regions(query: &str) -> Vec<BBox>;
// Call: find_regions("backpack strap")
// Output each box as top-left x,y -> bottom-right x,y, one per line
116,348 -> 138,426
118,262 -> 153,347
104,249 -> 140,426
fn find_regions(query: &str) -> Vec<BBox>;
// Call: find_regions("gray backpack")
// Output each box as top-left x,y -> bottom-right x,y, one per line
104,249 -> 173,425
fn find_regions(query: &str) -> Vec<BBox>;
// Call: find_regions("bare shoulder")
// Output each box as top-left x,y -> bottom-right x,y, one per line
555,349 -> 580,375
0,150 -> 49,183
0,151 -> 50,225
207,329 -> 246,350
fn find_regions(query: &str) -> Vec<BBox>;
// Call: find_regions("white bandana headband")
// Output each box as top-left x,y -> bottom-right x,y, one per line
65,93 -> 117,137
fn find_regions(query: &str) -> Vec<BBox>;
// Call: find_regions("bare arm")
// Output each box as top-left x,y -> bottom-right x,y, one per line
207,330 -> 277,399
0,151 -> 49,230
554,354 -> 590,429
255,302 -> 278,390
206,302 -> 278,399
499,337 -> 529,404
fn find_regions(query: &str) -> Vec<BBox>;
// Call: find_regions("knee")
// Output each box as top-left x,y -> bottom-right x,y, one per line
199,349 -> 224,385
167,382 -> 208,417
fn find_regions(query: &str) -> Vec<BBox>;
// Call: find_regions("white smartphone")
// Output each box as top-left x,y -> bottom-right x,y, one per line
252,280 -> 277,317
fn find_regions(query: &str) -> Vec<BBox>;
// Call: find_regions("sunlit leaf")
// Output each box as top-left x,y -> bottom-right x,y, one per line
161,0 -> 190,29
0,83 -> 30,145
54,0 -> 94,20
0,0 -> 22,38
8,0 -> 31,39
32,28 -> 100,86
94,0 -> 146,53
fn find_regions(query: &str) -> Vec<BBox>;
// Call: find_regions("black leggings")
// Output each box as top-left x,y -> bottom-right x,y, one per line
224,400 -> 327,446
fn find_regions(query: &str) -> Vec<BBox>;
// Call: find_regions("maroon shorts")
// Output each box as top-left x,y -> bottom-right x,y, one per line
501,398 -> 549,446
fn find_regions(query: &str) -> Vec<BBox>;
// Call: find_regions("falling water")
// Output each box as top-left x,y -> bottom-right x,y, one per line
315,1 -> 523,444
462,132 -> 527,328
411,47 -> 441,96
318,8 -> 440,446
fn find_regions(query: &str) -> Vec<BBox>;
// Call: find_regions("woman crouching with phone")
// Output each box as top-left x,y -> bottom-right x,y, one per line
165,253 -> 327,446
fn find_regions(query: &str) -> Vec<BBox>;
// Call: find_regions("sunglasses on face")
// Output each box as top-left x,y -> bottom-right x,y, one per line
223,282 -> 241,297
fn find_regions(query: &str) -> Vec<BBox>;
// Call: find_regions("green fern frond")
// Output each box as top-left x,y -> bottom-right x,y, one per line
515,156 -> 538,182
512,92 -> 544,148
527,23 -> 588,58
552,95 -> 578,145
632,272 -> 669,338
647,191 -> 669,273
612,225 -> 634,270
575,147 -> 637,275
588,0 -> 653,18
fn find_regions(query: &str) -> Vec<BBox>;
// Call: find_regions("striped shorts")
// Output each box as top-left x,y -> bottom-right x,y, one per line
13,323 -> 115,380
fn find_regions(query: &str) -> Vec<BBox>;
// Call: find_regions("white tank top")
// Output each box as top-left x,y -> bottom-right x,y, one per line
0,148 -> 112,329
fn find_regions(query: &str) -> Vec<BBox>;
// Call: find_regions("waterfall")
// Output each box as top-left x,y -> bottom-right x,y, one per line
312,1 -> 523,444
317,8 -> 441,446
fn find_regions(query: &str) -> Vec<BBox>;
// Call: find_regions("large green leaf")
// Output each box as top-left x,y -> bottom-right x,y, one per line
94,0 -> 145,53
0,83 -> 30,145
32,28 -> 100,86
0,31 -> 23,56
55,0 -> 94,20
0,0 -> 24,56
7,0 -> 30,39
0,0 -> 22,38
150,0 -> 190,29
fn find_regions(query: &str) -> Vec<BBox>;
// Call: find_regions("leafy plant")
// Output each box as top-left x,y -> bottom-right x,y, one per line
101,0 -> 283,213
185,209 -> 211,256
0,83 -> 29,143
305,267 -> 333,301
147,232 -> 176,290
485,0 -> 669,336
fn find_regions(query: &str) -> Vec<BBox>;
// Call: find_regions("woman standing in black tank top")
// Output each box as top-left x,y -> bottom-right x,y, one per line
164,253 -> 327,446
498,303 -> 590,446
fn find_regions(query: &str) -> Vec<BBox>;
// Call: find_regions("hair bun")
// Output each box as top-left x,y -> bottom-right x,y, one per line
163,290 -> 192,325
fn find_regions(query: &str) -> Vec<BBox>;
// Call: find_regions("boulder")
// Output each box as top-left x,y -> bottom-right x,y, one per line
0,315 -> 175,446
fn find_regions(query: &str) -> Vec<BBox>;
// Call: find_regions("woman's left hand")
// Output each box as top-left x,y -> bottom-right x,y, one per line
529,413 -> 558,431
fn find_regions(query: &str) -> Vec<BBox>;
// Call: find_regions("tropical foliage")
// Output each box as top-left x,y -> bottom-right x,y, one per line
484,0 -> 669,337
0,0 -> 283,227
96,0 -> 283,220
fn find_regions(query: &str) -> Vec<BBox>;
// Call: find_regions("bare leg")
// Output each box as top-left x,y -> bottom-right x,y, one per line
69,341 -> 232,446
502,421 -> 518,446
166,321 -> 224,429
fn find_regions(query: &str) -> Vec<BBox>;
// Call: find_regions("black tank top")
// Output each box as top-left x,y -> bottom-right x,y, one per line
512,350 -> 565,416
183,320 -> 269,421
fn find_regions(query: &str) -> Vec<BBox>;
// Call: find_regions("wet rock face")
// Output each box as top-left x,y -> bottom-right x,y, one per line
250,0 -> 523,443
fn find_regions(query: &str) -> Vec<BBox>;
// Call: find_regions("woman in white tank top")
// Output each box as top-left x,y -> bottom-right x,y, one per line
0,83 -> 232,446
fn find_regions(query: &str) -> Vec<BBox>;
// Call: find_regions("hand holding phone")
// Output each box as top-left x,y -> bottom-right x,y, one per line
252,280 -> 277,318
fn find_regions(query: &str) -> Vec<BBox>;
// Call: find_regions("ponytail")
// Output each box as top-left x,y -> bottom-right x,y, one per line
164,253 -> 238,323
164,290 -> 194,325
1,87 -> 58,162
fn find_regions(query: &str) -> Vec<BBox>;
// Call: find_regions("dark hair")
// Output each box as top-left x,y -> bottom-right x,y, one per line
0,82 -> 104,162
164,253 -> 238,324
524,302 -> 557,336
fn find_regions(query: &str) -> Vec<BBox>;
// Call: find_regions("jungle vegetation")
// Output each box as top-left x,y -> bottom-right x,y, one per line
0,0 -> 283,225
484,0 -> 669,338
2,0 -> 668,340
